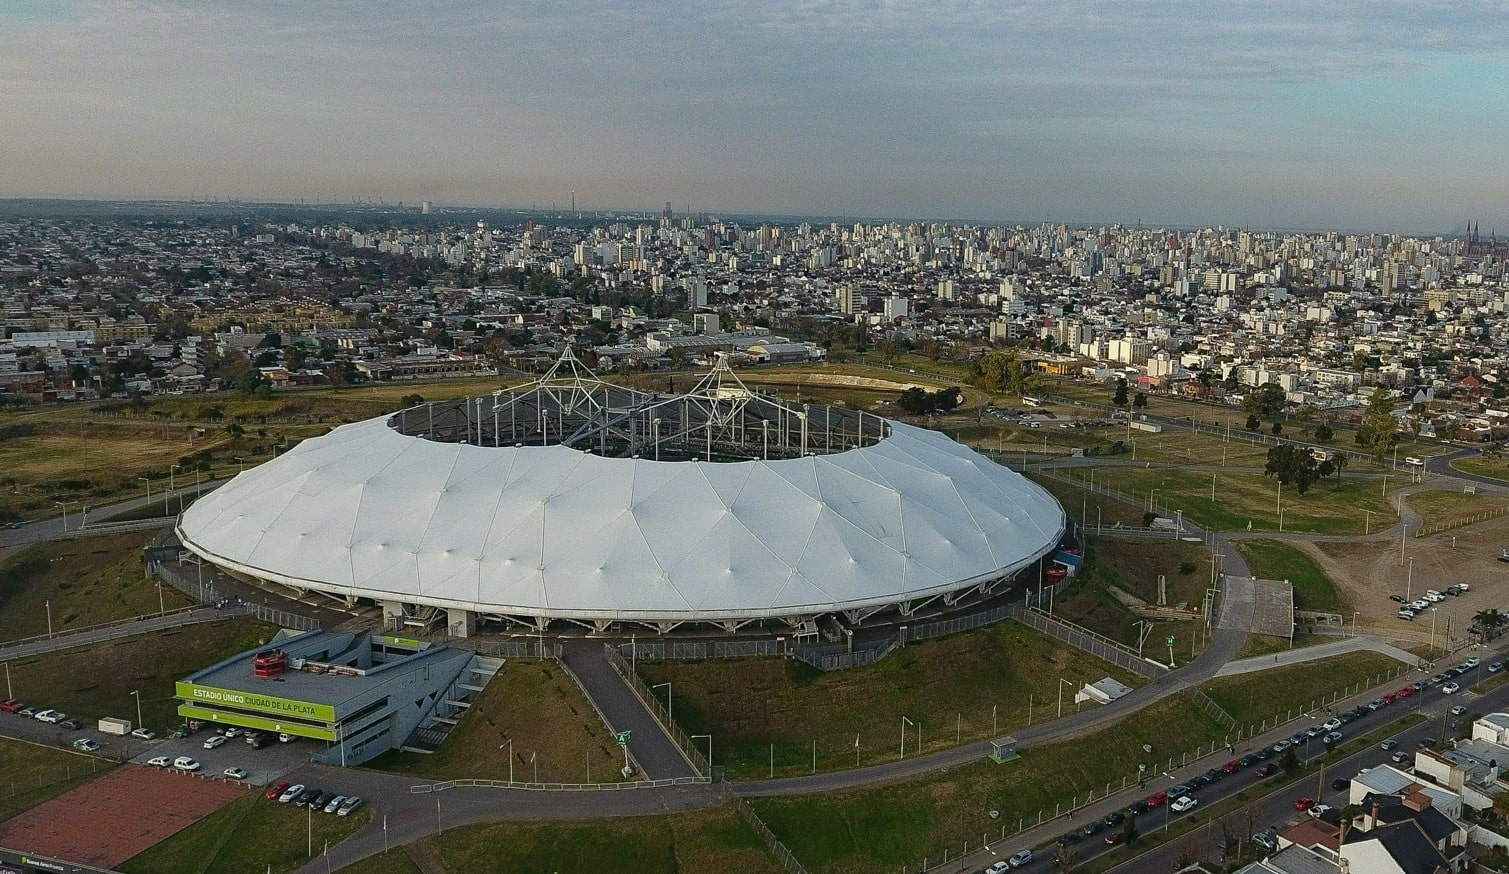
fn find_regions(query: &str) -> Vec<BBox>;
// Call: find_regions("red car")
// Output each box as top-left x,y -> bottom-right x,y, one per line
1104,830 -> 1126,846
265,780 -> 291,800
1294,796 -> 1315,811
1396,686 -> 1414,698
1383,693 -> 1398,704
1221,758 -> 1243,774
1146,790 -> 1168,808
1255,763 -> 1278,777
0,699 -> 23,713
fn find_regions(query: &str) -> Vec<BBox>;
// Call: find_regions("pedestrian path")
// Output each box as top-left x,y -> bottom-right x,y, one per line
1213,634 -> 1420,677
557,642 -> 698,780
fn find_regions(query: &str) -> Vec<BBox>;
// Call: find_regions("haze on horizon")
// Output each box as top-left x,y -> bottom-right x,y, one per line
2,1 -> 1507,234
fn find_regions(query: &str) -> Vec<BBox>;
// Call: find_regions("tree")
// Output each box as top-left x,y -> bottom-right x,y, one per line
1245,414 -> 1261,431
1314,423 -> 1334,443
1265,444 -> 1320,494
1133,392 -> 1147,409
1331,452 -> 1347,480
1196,369 -> 1215,398
1271,421 -> 1283,435
1357,387 -> 1399,462
1281,747 -> 1299,774
1112,377 -> 1129,408
1243,383 -> 1286,419
399,393 -> 425,408
1122,813 -> 1139,845
1475,608 -> 1506,641
235,369 -> 270,398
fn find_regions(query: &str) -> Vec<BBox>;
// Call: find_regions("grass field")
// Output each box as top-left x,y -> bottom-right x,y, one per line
422,806 -> 781,874
1405,490 -> 1509,534
368,659 -> 627,784
1085,467 -> 1397,535
1026,474 -> 1150,530
1232,540 -> 1346,613
636,623 -> 1142,780
1450,456 -> 1509,481
751,695 -> 1229,874
1201,652 -> 1397,726
4,619 -> 278,732
0,531 -> 195,643
1234,633 -> 1325,660
752,650 -> 1402,874
118,790 -> 372,874
0,737 -> 117,824
1049,538 -> 1215,664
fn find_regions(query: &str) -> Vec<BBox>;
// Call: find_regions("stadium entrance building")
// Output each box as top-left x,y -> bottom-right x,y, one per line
176,630 -> 488,766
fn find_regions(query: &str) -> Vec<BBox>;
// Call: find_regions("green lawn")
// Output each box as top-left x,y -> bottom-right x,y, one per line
1232,539 -> 1346,613
1026,473 -> 1149,529
1405,489 -> 1509,534
1202,652 -> 1398,726
637,623 -> 1143,780
367,659 -> 627,784
751,695 -> 1229,874
1450,456 -> 1509,481
4,619 -> 278,732
0,530 -> 195,643
0,737 -> 117,824
119,791 -> 371,874
1234,633 -> 1326,660
423,806 -> 782,874
1089,467 -> 1396,535
752,650 -> 1406,874
338,849 -> 426,874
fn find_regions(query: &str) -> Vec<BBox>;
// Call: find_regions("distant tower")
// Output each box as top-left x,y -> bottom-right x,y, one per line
421,201 -> 432,215
571,190 -> 577,217
661,201 -> 673,229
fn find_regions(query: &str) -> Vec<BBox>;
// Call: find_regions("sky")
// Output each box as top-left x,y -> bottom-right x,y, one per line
2,0 -> 1508,232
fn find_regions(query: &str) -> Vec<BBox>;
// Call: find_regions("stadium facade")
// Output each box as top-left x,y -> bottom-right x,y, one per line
177,353 -> 1065,636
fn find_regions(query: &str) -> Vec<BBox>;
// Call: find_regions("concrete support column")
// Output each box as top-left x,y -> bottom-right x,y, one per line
380,600 -> 405,632
447,608 -> 476,638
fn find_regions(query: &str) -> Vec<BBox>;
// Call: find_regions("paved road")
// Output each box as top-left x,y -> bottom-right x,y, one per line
1214,635 -> 1421,677
557,642 -> 697,781
0,607 -> 231,662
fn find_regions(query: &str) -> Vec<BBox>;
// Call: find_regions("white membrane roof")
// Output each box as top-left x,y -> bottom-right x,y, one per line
177,414 -> 1064,622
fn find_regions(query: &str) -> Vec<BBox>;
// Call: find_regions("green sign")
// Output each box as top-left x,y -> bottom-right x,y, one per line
1165,636 -> 1176,647
176,681 -> 336,723
614,730 -> 632,744
378,635 -> 425,650
177,703 -> 337,741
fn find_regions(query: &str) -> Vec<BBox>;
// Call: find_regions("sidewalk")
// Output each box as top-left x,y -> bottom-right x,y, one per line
1215,635 -> 1421,677
557,642 -> 697,780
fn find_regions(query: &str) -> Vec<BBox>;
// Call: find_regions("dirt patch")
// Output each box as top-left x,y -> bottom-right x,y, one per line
0,763 -> 247,868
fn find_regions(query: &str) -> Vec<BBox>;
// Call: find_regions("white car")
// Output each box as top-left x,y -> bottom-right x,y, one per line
34,709 -> 64,723
1442,682 -> 1462,694
278,732 -> 296,743
1008,848 -> 1034,867
222,727 -> 241,738
223,767 -> 248,780
1171,795 -> 1199,813
1464,657 -> 1481,669
322,794 -> 347,814
172,756 -> 201,771
1450,705 -> 1468,716
202,735 -> 228,750
146,755 -> 170,767
130,728 -> 156,740
71,738 -> 101,752
278,783 -> 306,803
1307,804 -> 1335,819
336,796 -> 364,816
986,863 -> 1011,874
1322,718 -> 1342,731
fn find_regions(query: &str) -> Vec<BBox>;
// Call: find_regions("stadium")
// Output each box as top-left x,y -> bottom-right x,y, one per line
176,352 -> 1066,636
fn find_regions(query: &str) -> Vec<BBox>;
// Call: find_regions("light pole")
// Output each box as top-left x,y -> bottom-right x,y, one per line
501,738 -> 513,783
1406,557 -> 1414,603
156,581 -> 165,616
1058,677 -> 1074,719
1149,488 -> 1160,512
235,456 -> 244,475
900,716 -> 913,759
692,734 -> 713,777
53,500 -> 71,532
131,690 -> 143,731
1351,612 -> 1359,637
652,682 -> 672,724
1363,509 -> 1374,535
1429,607 -> 1437,656
168,464 -> 179,515
45,600 -> 52,638
139,475 -> 151,508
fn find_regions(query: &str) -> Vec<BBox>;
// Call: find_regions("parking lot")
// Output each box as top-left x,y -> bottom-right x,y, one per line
130,727 -> 313,786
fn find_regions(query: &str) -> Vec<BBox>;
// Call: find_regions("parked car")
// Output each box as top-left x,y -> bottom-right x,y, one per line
147,756 -> 171,768
0,699 -> 23,712
1102,811 -> 1126,827
1391,750 -> 1410,763
71,738 -> 101,752
221,726 -> 241,738
1146,791 -> 1168,808
266,780 -> 292,800
203,735 -> 228,750
278,783 -> 305,803
1331,777 -> 1349,790
224,767 -> 248,780
1171,795 -> 1198,813
1442,682 -> 1462,694
1398,609 -> 1417,620
1323,731 -> 1344,744
16,707 -> 36,717
1127,800 -> 1150,816
1168,784 -> 1191,799
57,718 -> 82,730
131,728 -> 155,740
1388,594 -> 1407,603
1008,849 -> 1033,868
1465,657 -> 1481,669
1308,804 -> 1336,819
1080,819 -> 1105,837
1380,740 -> 1398,750
34,709 -> 65,723
172,756 -> 201,771
1253,832 -> 1278,852
1369,699 -> 1386,710
1451,705 -> 1468,716
1323,717 -> 1342,730
1394,687 -> 1413,699
336,796 -> 364,816
1293,796 -> 1316,811
278,732 -> 296,743
1255,763 -> 1279,777
323,795 -> 348,815
985,862 -> 1011,874
295,787 -> 321,807
1491,662 -> 1504,674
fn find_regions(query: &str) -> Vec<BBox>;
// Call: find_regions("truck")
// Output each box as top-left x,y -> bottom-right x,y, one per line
98,717 -> 132,736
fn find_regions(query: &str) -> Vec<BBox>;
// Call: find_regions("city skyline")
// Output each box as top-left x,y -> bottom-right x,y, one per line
3,1 -> 1508,233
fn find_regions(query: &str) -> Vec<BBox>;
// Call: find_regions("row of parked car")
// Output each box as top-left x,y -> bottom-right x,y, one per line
1391,584 -> 1470,619
1,699 -> 83,730
265,780 -> 364,816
